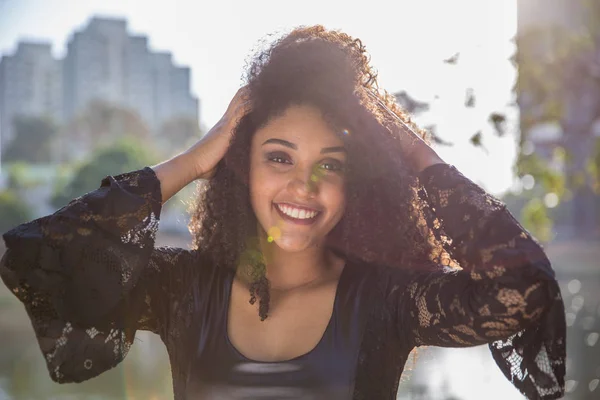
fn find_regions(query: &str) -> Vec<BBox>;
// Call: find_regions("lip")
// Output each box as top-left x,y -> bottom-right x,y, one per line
274,202 -> 322,225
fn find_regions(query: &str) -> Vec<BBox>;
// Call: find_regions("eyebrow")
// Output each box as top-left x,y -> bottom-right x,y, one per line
262,138 -> 346,154
321,146 -> 346,154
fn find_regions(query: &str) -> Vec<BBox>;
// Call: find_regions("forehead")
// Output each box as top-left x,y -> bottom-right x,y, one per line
253,104 -> 344,148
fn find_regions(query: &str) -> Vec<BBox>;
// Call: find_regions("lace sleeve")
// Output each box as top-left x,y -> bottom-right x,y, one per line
394,163 -> 566,400
0,167 -> 194,383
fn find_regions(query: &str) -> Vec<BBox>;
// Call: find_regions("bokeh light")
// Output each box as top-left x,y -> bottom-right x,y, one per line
267,226 -> 281,242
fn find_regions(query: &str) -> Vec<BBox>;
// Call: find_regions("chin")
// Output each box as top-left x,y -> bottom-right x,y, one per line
272,233 -> 317,253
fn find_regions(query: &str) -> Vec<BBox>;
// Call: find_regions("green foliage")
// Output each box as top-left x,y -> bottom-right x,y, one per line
515,3 -> 600,186
51,137 -> 158,208
56,101 -> 150,162
521,197 -> 553,243
3,116 -> 57,164
590,137 -> 600,193
0,189 -> 33,233
157,116 -> 203,158
516,152 -> 566,197
583,0 -> 600,36
70,100 -> 149,141
515,24 -> 585,131
513,1 -> 600,238
5,162 -> 31,190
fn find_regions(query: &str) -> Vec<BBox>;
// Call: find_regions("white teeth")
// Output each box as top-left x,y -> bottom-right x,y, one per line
277,204 -> 318,220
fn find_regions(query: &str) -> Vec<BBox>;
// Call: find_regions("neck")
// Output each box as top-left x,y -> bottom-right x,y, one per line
258,235 -> 335,291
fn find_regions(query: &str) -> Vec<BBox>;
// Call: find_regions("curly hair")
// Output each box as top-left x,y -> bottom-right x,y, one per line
188,25 -> 449,320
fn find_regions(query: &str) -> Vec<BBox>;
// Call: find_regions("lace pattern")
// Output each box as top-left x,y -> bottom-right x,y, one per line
353,164 -> 565,400
1,164 -> 565,399
399,164 -> 563,399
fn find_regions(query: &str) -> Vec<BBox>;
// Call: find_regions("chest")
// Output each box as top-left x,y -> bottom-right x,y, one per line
176,264 -> 414,399
182,265 -> 371,399
166,263 -> 413,399
227,278 -> 339,362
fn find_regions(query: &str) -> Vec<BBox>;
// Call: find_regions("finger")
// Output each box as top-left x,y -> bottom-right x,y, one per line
236,99 -> 252,115
236,85 -> 251,101
226,90 -> 251,116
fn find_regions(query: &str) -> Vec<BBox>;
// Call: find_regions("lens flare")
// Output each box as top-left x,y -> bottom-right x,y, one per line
267,226 -> 281,242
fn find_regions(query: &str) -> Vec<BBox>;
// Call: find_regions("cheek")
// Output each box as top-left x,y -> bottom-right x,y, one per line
249,166 -> 264,213
322,181 -> 346,221
249,164 -> 278,212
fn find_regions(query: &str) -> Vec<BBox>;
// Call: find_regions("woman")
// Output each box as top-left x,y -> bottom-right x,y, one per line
1,26 -> 565,399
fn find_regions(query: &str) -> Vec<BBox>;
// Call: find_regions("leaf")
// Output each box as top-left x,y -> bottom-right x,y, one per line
424,125 -> 453,146
465,88 -> 476,108
394,91 -> 430,115
470,131 -> 482,146
488,112 -> 507,136
443,52 -> 460,65
470,131 -> 488,154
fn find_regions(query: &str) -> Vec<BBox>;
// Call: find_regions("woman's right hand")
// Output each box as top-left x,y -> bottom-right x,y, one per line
153,87 -> 250,204
185,86 -> 251,180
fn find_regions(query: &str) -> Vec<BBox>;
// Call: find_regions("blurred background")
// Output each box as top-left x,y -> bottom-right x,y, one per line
0,0 -> 598,399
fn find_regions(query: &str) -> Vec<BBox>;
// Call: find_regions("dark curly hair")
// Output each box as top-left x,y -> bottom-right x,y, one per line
188,25 -> 450,320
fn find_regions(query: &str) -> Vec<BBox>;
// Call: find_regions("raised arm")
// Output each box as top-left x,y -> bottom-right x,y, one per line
0,86 -> 249,384
392,163 -> 565,400
0,166 -> 196,383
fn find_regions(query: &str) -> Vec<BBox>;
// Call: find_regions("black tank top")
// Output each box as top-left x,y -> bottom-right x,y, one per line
185,261 -> 371,399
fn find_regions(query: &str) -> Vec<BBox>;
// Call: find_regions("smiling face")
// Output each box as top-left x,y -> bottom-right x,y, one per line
249,104 -> 347,253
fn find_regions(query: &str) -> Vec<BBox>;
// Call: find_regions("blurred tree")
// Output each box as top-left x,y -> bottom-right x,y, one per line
51,137 -> 158,209
397,0 -> 600,240
157,115 -> 203,158
3,116 -> 57,164
57,100 -> 150,162
0,190 -> 33,233
521,197 -> 553,242
5,162 -> 32,190
514,0 -> 600,239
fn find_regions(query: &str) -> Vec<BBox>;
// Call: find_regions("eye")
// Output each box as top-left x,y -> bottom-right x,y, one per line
319,160 -> 344,172
266,151 -> 292,165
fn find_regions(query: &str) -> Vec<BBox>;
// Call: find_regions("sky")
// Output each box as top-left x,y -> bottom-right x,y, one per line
0,0 -> 519,195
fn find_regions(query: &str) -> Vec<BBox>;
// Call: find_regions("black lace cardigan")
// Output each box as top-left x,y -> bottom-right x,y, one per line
0,163 -> 566,399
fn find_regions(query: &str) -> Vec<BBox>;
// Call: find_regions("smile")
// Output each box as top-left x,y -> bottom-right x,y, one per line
275,203 -> 321,222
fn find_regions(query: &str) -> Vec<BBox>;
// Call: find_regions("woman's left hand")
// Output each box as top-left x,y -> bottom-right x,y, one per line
367,91 -> 446,172
398,126 -> 446,173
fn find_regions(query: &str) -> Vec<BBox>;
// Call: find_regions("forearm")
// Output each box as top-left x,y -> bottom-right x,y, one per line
151,152 -> 199,205
420,163 -> 552,275
403,164 -> 561,344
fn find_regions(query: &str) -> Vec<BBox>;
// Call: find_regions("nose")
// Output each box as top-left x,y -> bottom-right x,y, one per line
287,166 -> 319,198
